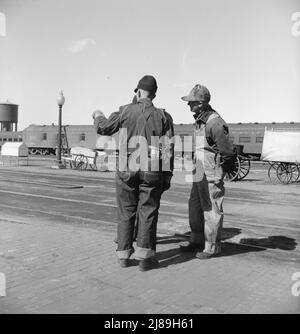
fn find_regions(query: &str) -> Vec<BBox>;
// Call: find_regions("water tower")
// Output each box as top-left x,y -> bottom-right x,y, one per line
0,100 -> 18,132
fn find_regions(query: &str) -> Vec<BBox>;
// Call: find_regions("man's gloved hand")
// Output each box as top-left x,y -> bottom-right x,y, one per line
92,110 -> 105,120
212,181 -> 225,199
162,172 -> 173,193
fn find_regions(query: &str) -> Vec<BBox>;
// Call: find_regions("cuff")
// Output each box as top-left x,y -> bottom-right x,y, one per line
116,248 -> 134,259
134,246 -> 155,260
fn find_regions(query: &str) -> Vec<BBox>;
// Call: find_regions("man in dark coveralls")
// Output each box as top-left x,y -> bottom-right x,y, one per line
92,75 -> 174,271
180,84 -> 235,259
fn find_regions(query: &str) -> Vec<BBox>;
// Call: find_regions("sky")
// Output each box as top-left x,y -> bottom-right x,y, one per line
0,0 -> 299,130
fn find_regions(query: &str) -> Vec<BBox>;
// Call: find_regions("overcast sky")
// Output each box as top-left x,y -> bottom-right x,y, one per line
0,0 -> 299,130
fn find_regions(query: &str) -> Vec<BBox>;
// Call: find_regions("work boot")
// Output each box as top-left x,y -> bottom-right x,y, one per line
139,258 -> 159,271
179,242 -> 204,252
118,259 -> 130,268
195,251 -> 220,260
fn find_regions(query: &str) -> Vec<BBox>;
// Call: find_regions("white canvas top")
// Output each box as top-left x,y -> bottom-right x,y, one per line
70,146 -> 97,158
261,130 -> 300,163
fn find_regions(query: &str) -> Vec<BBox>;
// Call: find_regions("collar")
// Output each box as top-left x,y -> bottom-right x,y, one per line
137,98 -> 153,108
194,105 -> 214,124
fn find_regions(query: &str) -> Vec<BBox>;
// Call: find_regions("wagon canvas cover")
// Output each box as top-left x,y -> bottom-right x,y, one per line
70,146 -> 96,158
261,129 -> 300,163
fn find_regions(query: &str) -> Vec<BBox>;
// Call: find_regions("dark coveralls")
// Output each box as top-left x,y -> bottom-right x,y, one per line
189,106 -> 234,254
94,98 -> 174,260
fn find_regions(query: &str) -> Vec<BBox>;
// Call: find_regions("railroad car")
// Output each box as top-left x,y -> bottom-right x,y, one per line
175,122 -> 300,157
0,122 -> 299,157
21,124 -> 100,155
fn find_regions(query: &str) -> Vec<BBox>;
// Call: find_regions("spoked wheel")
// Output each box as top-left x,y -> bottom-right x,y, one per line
276,163 -> 293,184
290,164 -> 300,183
74,155 -> 88,170
268,162 -> 280,183
282,163 -> 300,184
90,163 -> 98,171
236,156 -> 250,180
225,156 -> 240,182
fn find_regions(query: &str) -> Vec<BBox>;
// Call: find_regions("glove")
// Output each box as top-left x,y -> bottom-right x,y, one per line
212,182 -> 225,199
162,172 -> 172,193
92,110 -> 104,120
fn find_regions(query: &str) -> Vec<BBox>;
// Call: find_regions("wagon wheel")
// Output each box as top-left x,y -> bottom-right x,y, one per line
267,162 -> 280,183
276,163 -> 293,184
89,163 -> 98,171
236,156 -> 250,180
289,164 -> 300,183
74,155 -> 88,170
225,155 -> 240,182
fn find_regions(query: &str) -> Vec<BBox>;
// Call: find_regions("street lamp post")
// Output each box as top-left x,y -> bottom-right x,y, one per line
56,90 -> 65,168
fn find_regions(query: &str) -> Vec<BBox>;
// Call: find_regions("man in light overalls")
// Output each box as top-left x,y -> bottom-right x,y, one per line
180,84 -> 235,259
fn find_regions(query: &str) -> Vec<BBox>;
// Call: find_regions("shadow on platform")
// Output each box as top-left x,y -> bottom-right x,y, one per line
155,233 -> 266,268
221,227 -> 242,240
156,242 -> 266,268
239,236 -> 297,251
155,231 -> 297,268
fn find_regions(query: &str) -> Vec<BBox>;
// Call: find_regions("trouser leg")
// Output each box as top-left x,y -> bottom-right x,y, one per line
133,205 -> 139,240
200,180 -> 225,254
188,181 -> 205,245
135,172 -> 162,260
115,172 -> 138,259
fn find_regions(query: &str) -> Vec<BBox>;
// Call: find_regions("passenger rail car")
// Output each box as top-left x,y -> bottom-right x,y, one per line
0,125 -> 100,155
0,122 -> 299,157
22,124 -> 100,155
175,122 -> 300,157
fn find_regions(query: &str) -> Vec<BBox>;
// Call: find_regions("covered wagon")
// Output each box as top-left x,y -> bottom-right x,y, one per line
261,129 -> 300,184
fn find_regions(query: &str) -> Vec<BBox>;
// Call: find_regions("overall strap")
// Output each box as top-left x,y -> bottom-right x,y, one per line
206,112 -> 220,124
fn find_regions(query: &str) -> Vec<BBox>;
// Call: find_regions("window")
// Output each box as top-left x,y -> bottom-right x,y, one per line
80,133 -> 86,141
8,138 -> 12,142
239,136 -> 251,143
42,133 -> 47,140
3,138 -> 7,142
13,138 -> 18,142
256,137 -> 263,143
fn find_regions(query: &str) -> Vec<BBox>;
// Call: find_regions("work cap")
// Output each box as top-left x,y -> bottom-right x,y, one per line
181,84 -> 211,103
134,75 -> 158,94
